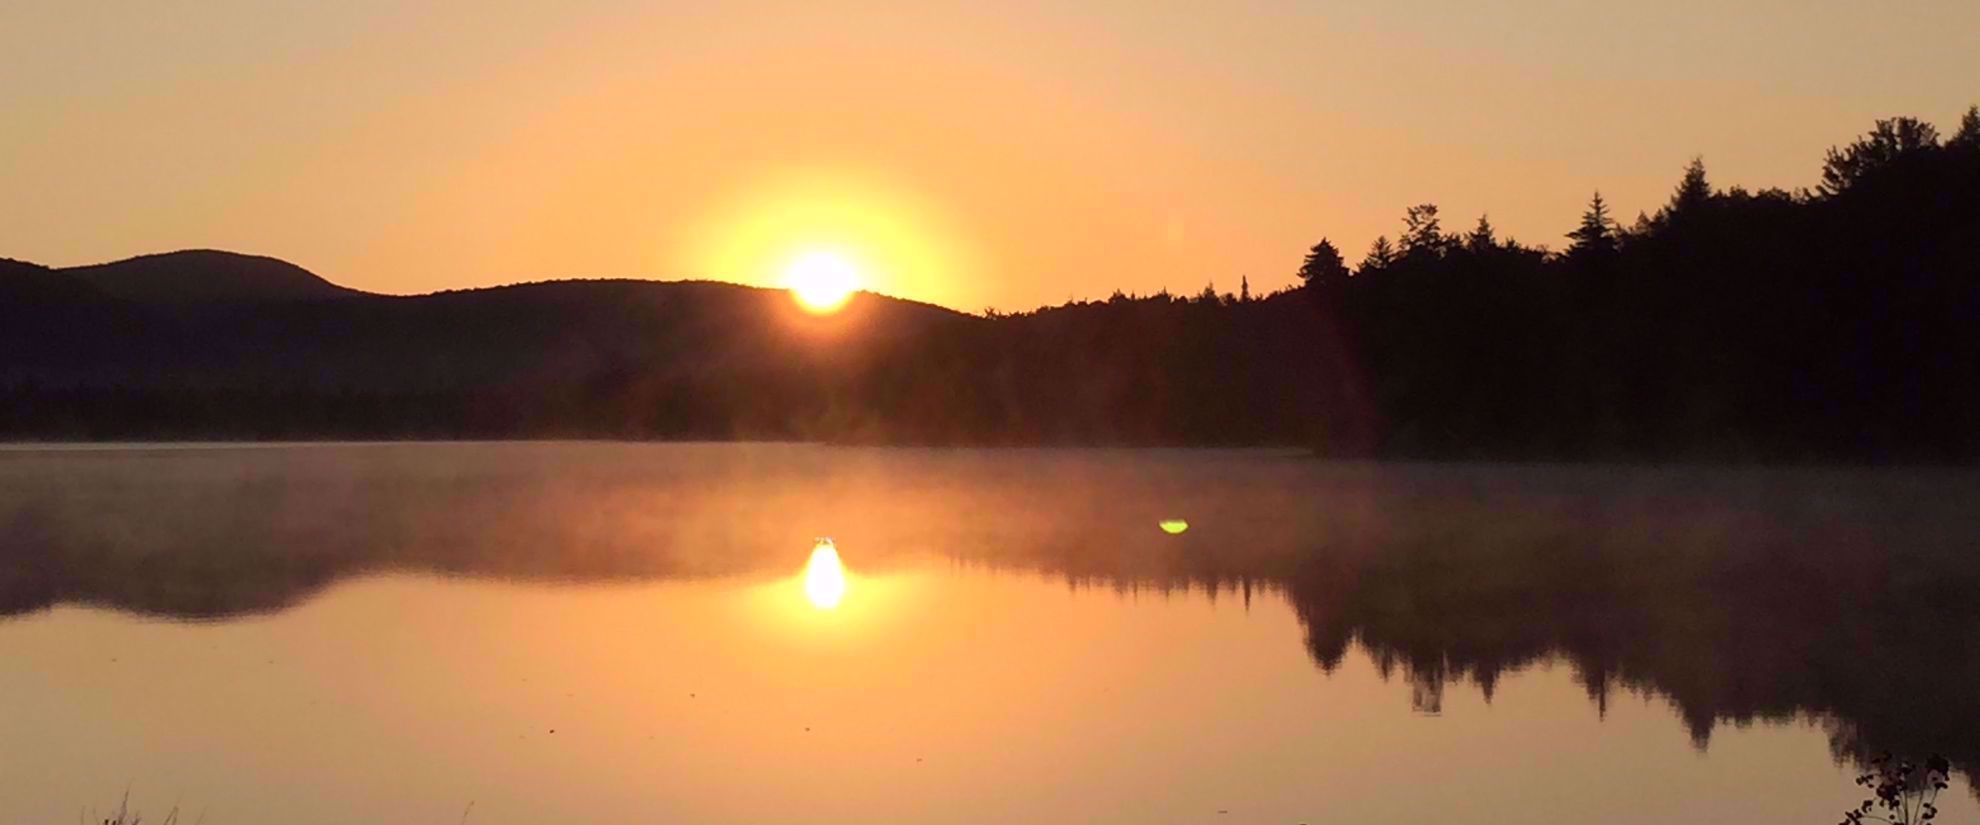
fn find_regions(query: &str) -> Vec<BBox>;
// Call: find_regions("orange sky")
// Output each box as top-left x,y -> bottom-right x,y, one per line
4,1 -> 1977,312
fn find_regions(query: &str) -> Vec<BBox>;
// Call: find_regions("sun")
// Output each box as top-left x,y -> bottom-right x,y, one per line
785,250 -> 860,313
802,539 -> 849,610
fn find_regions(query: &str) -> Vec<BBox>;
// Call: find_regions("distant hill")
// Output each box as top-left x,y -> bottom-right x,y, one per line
6,111 -> 1977,457
52,249 -> 362,304
0,257 -> 50,277
0,250 -> 1021,441
0,247 -> 1326,444
0,257 -> 104,303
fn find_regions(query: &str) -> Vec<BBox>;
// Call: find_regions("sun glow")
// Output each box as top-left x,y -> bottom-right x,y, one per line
680,170 -> 976,310
802,540 -> 850,610
786,250 -> 860,313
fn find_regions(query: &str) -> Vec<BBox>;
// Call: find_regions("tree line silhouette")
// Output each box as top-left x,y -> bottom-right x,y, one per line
1293,106 -> 1980,460
822,106 -> 1980,458
1,107 -> 1977,459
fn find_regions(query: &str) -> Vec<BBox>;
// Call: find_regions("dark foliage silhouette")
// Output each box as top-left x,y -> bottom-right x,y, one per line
1842,754 -> 1952,824
1823,118 -> 1942,196
1296,239 -> 1349,287
1297,106 -> 1980,460
3,108 -> 1978,459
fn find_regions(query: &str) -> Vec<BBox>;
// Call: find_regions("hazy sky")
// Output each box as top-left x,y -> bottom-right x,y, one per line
5,1 -> 1977,311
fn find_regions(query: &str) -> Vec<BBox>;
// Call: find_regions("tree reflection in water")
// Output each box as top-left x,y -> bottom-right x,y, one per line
2,448 -> 1974,796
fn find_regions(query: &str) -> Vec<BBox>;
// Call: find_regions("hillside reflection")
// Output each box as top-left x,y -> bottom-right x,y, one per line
3,445 -> 1976,788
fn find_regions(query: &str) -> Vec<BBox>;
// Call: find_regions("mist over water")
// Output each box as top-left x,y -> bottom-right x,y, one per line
3,443 -> 1977,823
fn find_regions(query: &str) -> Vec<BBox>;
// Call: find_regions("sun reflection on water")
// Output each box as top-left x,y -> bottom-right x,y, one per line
803,539 -> 849,610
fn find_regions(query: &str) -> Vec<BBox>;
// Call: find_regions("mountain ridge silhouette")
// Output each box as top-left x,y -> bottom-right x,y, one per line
5,107 -> 1978,454
0,248 -> 1009,441
3,248 -> 973,314
34,249 -> 361,304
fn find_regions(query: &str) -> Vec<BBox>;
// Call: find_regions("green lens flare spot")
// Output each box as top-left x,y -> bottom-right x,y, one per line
1159,519 -> 1189,535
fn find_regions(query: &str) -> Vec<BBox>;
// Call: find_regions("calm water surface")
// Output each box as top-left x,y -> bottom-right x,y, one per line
2,443 -> 1976,823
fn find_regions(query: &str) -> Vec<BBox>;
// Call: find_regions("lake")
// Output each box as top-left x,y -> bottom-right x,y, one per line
2,443 -> 1976,823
